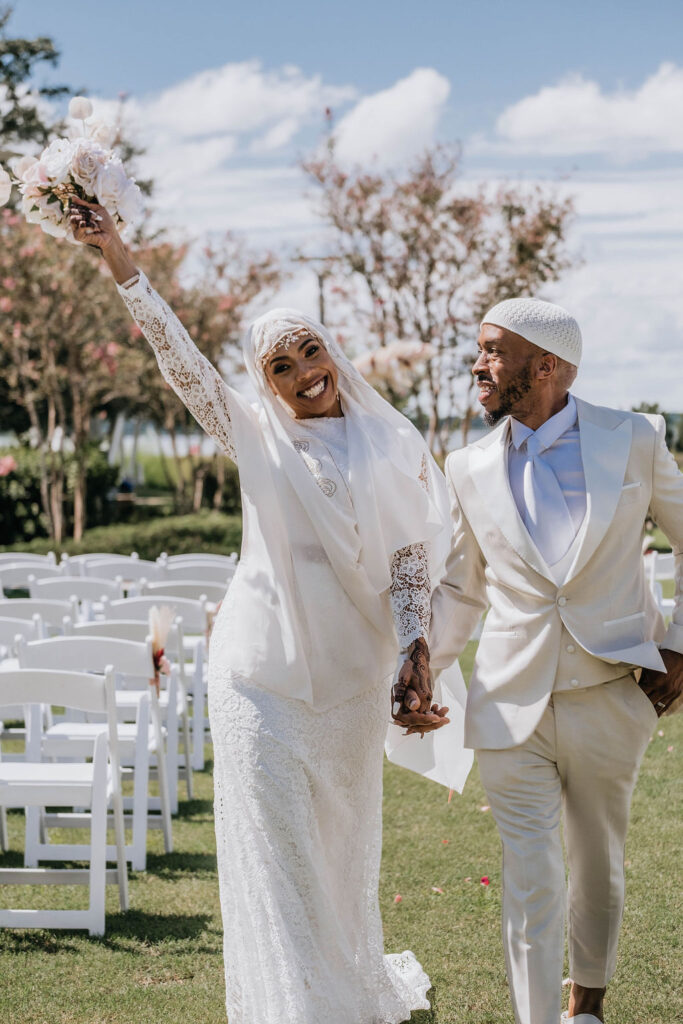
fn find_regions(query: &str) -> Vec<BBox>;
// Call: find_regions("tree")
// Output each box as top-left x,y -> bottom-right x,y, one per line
0,6 -> 69,162
304,144 -> 576,453
631,402 -> 677,449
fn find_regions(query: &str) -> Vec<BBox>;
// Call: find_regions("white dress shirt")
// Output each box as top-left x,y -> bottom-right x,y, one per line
507,394 -> 586,566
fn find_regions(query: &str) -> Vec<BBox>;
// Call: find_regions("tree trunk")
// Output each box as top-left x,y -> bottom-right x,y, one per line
212,455 -> 226,511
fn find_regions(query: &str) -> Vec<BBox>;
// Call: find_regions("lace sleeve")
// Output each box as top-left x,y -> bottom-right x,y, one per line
117,271 -> 237,462
389,452 -> 434,648
390,543 -> 431,649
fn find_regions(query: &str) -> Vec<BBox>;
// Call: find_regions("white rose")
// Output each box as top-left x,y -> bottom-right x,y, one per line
93,159 -> 129,216
116,180 -> 143,226
40,218 -> 68,238
0,165 -> 11,207
69,96 -> 94,121
21,186 -> 48,224
70,138 -> 108,191
11,154 -> 37,180
20,185 -> 64,229
88,120 -> 115,148
41,138 -> 75,185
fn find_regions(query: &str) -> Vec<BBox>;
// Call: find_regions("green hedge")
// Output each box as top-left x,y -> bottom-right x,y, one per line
0,445 -> 119,544
0,512 -> 242,560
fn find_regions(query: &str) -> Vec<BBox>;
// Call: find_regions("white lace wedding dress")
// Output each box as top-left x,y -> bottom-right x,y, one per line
118,276 -> 433,1024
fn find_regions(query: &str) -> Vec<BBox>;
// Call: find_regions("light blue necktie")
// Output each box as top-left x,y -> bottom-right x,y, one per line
521,433 -> 575,565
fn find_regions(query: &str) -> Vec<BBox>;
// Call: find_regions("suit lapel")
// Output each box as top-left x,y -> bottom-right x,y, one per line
565,398 -> 633,581
469,420 -> 555,583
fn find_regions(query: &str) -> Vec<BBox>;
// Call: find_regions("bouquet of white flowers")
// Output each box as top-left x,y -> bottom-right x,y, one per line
0,96 -> 143,239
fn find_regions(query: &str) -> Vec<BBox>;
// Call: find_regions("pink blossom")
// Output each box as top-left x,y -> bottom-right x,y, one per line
0,297 -> 13,313
0,455 -> 18,477
2,277 -> 16,290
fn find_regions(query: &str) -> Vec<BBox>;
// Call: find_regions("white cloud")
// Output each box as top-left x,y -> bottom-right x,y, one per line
333,68 -> 450,167
474,63 -> 683,158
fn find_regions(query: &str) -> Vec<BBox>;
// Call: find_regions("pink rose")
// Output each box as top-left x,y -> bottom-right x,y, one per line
0,455 -> 17,477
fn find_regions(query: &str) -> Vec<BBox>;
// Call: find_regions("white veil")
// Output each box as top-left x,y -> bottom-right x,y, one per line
231,307 -> 473,792
242,307 -> 451,614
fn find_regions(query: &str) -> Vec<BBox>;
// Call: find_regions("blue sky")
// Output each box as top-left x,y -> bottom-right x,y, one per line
7,1 -> 683,409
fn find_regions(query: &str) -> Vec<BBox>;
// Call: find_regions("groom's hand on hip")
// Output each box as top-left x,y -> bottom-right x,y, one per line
639,648 -> 683,716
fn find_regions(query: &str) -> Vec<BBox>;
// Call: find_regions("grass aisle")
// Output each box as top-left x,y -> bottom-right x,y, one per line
1,643 -> 681,1023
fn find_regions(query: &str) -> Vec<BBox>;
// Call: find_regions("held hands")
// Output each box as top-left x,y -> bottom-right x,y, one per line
639,648 -> 683,716
391,637 -> 450,737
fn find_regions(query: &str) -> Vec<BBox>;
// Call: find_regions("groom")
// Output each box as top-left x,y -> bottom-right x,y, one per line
395,298 -> 683,1024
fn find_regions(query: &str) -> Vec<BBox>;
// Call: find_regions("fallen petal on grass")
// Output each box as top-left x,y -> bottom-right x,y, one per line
393,894 -> 402,904
431,887 -> 444,894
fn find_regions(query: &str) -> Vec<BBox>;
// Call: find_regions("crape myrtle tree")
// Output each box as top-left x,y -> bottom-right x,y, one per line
0,214 -> 281,540
304,143 -> 575,454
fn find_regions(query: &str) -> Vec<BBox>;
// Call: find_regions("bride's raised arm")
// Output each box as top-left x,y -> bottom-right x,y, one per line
69,197 -> 237,463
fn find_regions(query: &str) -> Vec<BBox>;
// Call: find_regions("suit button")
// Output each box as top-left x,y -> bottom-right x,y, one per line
557,596 -> 568,607
566,644 -> 576,654
570,678 -> 579,687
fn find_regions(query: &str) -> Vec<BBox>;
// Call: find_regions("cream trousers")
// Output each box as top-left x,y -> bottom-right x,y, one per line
477,674 -> 657,1024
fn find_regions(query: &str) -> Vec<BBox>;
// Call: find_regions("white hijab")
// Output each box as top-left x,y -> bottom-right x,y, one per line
241,307 -> 451,627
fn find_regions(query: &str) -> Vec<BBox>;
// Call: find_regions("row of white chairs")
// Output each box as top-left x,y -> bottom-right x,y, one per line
1,556 -> 237,595
0,552 -> 233,933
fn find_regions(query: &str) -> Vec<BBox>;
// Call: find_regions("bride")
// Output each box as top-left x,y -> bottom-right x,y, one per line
69,197 -> 469,1024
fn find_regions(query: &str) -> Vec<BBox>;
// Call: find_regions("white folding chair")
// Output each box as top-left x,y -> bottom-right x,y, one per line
103,596 -> 210,771
141,579 -> 228,605
644,550 -> 676,619
160,552 -> 237,568
60,552 -> 139,576
0,615 -> 43,771
0,598 -> 77,635
82,559 -> 167,585
0,552 -> 57,567
28,576 -> 124,618
63,617 -> 193,803
17,635 -> 173,871
0,666 -> 128,935
163,562 -> 236,584
0,563 -> 64,593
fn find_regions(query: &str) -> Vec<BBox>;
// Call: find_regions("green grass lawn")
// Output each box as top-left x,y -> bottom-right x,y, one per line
1,642 -> 681,1023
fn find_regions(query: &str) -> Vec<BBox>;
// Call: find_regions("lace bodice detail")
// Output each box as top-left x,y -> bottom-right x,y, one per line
117,272 -> 237,462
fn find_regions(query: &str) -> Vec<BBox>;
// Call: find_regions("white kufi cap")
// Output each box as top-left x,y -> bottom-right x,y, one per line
481,297 -> 582,367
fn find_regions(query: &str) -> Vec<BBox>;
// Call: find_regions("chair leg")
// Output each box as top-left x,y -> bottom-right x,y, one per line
24,806 -> 41,867
164,690 -> 179,816
88,742 -> 108,936
0,806 -> 8,852
130,728 -> 149,871
181,700 -> 193,801
191,658 -> 206,772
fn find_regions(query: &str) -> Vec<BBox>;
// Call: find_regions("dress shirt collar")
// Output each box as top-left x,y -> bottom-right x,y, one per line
509,393 -> 577,453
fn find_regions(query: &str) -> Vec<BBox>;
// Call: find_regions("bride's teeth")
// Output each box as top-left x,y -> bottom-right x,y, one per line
302,379 -> 325,398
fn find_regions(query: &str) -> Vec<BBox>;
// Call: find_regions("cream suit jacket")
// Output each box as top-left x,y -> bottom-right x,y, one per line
430,397 -> 683,750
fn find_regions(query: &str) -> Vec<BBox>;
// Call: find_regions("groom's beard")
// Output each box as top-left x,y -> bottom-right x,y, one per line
482,362 -> 534,426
